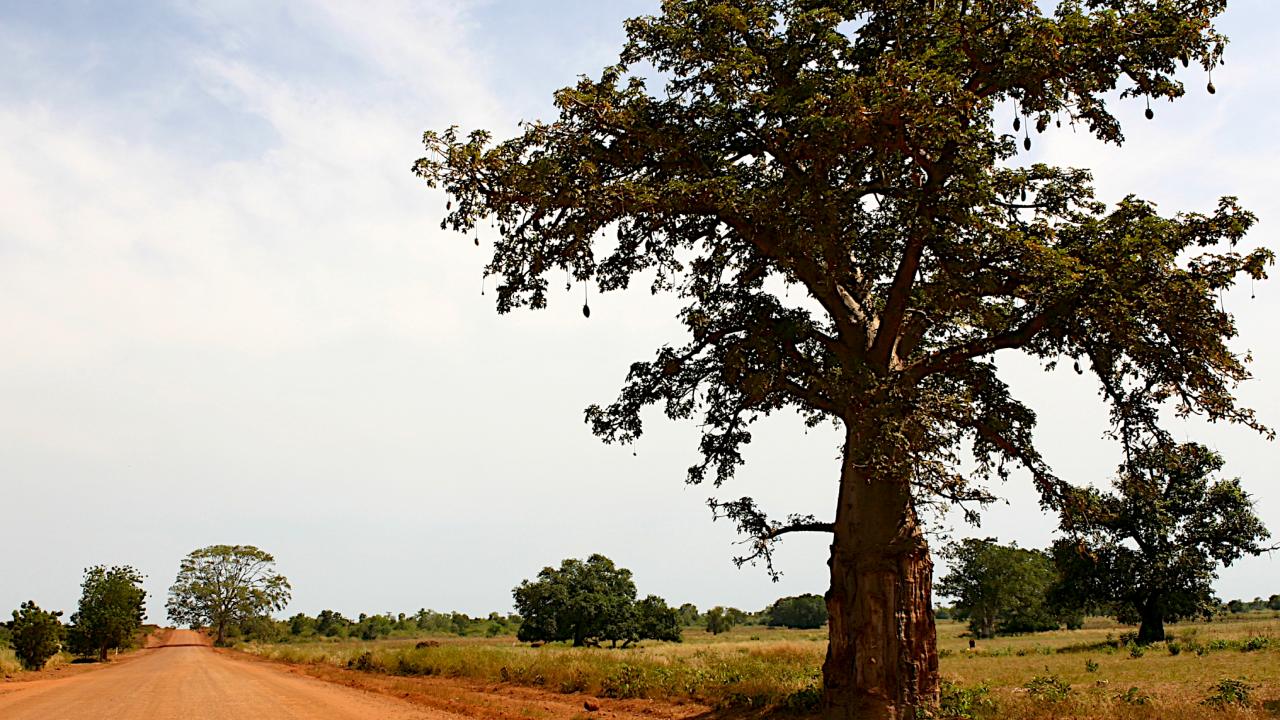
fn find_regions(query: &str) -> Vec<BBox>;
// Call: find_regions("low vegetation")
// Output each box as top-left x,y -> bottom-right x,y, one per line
240,613 -> 1280,718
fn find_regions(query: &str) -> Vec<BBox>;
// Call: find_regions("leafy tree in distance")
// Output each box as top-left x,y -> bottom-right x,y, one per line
10,601 -> 63,671
937,539 -> 1062,638
676,602 -> 700,626
704,606 -> 734,635
1051,441 -> 1269,643
631,595 -> 683,643
514,554 -> 675,647
166,545 -> 291,646
768,594 -> 828,629
68,565 -> 147,661
1269,595 -> 1280,612
416,1 -> 1270,716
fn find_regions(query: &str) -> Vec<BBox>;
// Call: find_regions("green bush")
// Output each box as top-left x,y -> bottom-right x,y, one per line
601,664 -> 650,699
1084,659 -> 1099,673
10,601 -> 64,671
937,679 -> 997,719
1024,671 -> 1071,703
1117,686 -> 1152,705
1204,678 -> 1253,709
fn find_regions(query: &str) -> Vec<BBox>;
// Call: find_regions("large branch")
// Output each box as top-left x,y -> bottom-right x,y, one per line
905,309 -> 1052,381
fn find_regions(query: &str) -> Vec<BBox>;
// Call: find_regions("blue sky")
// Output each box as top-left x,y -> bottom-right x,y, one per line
1,1 -> 1277,624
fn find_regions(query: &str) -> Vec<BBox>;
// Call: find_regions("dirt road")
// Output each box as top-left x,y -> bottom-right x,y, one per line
0,629 -> 453,719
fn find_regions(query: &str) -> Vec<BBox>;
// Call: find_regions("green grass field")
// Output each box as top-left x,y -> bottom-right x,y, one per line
241,612 -> 1280,718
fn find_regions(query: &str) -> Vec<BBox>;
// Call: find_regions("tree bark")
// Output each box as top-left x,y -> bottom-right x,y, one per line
822,425 -> 939,720
1137,602 -> 1165,644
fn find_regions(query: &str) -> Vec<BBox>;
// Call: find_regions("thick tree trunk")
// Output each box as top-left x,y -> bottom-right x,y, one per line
822,426 -> 939,720
1137,602 -> 1165,644
99,645 -> 108,662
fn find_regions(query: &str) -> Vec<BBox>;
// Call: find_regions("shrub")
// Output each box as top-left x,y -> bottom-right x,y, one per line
348,651 -> 380,672
1239,636 -> 1269,652
1117,686 -> 1152,705
1166,640 -> 1182,655
1024,671 -> 1071,703
938,679 -> 997,719
1127,643 -> 1145,659
1084,659 -> 1099,673
1204,678 -> 1253,709
600,664 -> 649,699
10,601 -> 64,671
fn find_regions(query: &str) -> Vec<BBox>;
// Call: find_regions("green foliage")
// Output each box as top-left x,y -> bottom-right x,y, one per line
1117,686 -> 1152,706
936,679 -> 996,720
1052,442 -> 1270,643
10,601 -> 63,671
1084,659 -> 1099,673
513,554 -> 677,647
937,539 -> 1065,638
1203,677 -> 1254,709
704,607 -> 735,635
67,565 -> 146,661
166,544 -> 291,645
1023,671 -> 1071,703
676,603 -> 700,627
766,594 -> 827,629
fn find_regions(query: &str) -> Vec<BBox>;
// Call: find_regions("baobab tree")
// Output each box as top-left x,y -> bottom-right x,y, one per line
415,1 -> 1271,717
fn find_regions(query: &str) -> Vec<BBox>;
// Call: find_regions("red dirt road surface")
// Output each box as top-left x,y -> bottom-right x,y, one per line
0,629 -> 453,719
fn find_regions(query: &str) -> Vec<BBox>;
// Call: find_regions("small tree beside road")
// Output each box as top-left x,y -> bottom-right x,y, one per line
166,545 -> 291,645
68,565 -> 147,661
10,601 -> 63,671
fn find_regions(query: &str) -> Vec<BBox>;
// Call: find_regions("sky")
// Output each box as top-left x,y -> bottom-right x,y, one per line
1,1 -> 1277,625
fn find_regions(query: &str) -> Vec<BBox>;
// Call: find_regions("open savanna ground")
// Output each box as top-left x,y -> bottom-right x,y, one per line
239,613 -> 1280,719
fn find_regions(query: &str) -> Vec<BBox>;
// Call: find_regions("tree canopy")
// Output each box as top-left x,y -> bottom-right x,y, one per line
417,1 -> 1269,716
68,565 -> 147,661
938,538 -> 1067,638
166,545 -> 291,646
1051,441 -> 1270,643
513,554 -> 680,647
767,593 -> 828,629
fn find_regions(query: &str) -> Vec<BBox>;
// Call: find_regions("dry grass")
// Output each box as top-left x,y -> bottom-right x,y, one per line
0,646 -> 22,675
241,614 -> 1280,718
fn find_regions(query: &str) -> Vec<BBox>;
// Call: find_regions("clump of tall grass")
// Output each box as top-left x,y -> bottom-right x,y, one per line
0,646 -> 23,674
244,640 -> 823,709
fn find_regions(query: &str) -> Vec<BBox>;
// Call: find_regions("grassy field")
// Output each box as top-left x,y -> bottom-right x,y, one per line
241,613 -> 1280,718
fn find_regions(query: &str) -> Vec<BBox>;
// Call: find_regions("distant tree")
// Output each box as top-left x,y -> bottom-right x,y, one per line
10,601 -> 63,670
315,609 -> 351,637
768,594 -> 828,629
288,613 -> 314,636
1269,595 -> 1280,612
632,595 -> 683,643
166,545 -> 291,645
514,554 -> 639,647
937,539 -> 1060,638
933,606 -> 952,621
514,555 -> 678,647
676,603 -> 700,627
67,565 -> 147,661
704,606 -> 735,635
1052,441 -> 1270,643
356,613 -> 394,640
